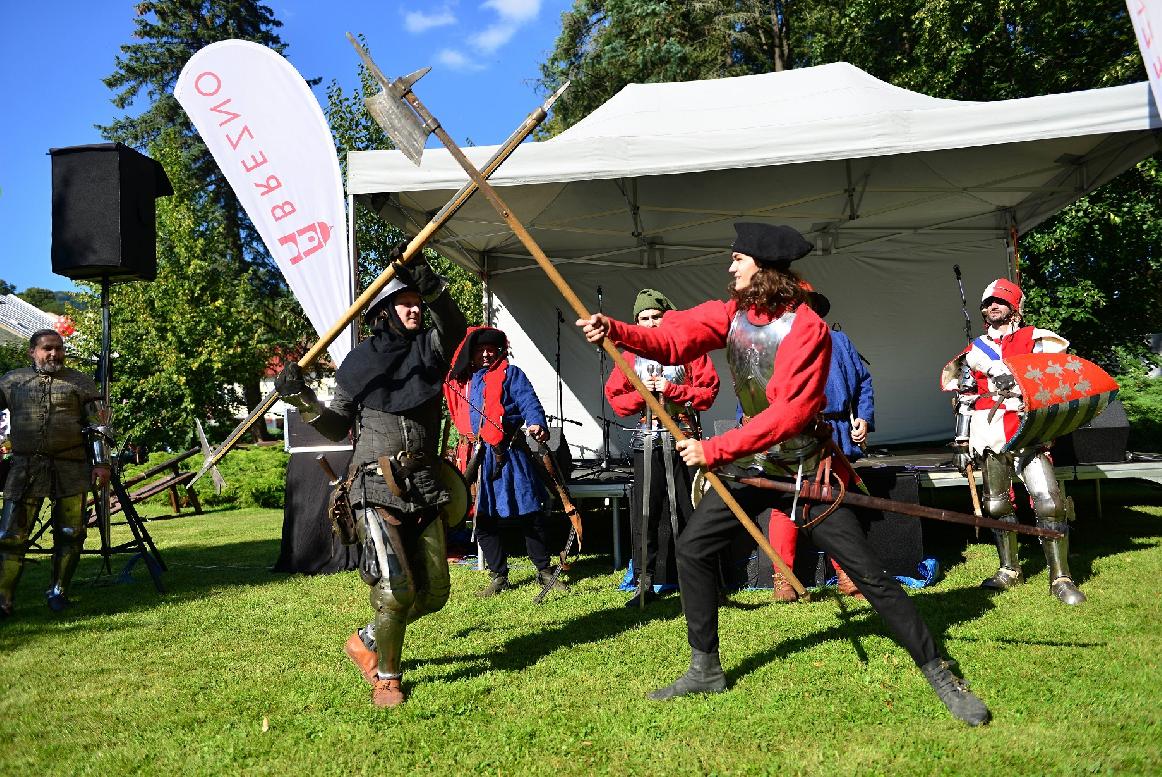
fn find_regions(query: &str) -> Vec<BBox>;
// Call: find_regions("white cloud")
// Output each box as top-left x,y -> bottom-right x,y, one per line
471,0 -> 542,54
437,48 -> 483,72
404,8 -> 457,34
482,0 -> 541,23
470,24 -> 517,53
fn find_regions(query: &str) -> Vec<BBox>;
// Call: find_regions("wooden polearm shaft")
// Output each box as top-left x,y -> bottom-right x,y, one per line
191,81 -> 569,485
730,474 -> 1064,538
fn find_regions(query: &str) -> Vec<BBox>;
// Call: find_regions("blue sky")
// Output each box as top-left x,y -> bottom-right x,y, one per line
0,0 -> 574,294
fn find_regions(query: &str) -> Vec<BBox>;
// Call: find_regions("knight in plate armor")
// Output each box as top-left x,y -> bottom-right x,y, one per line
579,223 -> 990,726
0,329 -> 111,616
940,278 -> 1084,605
604,288 -> 719,607
276,254 -> 466,708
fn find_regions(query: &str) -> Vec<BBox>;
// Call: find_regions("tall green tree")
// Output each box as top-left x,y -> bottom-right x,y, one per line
539,1 -> 785,135
101,0 -> 315,435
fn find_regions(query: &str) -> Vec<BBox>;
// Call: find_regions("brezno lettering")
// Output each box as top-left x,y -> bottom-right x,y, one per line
210,99 -> 241,127
227,125 -> 254,150
254,175 -> 282,196
271,201 -> 297,222
194,71 -> 221,97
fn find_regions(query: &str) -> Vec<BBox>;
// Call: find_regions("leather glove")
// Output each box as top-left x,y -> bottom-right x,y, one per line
990,372 -> 1017,393
275,363 -> 319,416
392,248 -> 445,301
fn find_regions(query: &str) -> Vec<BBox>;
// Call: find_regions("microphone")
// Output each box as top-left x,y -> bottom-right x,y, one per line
556,307 -> 564,322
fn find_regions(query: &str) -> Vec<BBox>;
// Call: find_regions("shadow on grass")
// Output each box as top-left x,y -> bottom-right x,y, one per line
425,499 -> 1162,686
0,533 -> 288,648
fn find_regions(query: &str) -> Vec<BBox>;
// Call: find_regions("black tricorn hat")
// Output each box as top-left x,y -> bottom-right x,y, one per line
731,223 -> 813,267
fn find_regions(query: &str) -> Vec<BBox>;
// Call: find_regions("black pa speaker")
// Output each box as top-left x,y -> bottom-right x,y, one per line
1053,399 -> 1130,465
50,143 -> 173,281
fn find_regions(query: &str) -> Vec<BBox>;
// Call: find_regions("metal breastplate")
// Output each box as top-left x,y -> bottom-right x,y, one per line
725,309 -> 821,474
632,357 -> 695,445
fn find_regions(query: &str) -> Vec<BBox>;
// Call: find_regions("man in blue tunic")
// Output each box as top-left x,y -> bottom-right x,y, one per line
768,286 -> 876,602
445,327 -> 560,597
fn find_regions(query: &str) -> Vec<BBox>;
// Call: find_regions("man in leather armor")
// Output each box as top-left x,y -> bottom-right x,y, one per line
944,278 -> 1084,605
276,255 -> 466,708
0,329 -> 111,616
579,223 -> 990,726
604,288 -> 719,607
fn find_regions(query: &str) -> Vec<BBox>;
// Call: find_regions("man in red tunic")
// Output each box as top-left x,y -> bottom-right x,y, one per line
605,288 -> 719,607
579,223 -> 990,726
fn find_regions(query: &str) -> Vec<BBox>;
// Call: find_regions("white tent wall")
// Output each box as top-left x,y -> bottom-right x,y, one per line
348,63 -> 1160,458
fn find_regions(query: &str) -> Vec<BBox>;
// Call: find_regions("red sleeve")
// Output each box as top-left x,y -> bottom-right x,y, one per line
603,351 -> 645,417
607,299 -> 733,364
700,307 -> 831,469
662,353 -> 719,410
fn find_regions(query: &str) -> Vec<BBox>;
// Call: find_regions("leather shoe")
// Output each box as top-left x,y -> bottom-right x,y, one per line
345,631 -> 378,684
772,573 -> 798,603
372,676 -> 406,708
835,566 -> 865,599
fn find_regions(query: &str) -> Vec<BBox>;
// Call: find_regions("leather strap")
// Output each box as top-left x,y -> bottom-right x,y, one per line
378,455 -> 404,498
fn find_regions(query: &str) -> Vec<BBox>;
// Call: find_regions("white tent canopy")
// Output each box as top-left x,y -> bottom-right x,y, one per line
349,63 -> 1160,456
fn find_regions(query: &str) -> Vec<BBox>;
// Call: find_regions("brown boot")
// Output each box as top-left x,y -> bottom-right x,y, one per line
772,572 -> 799,603
835,566 -> 866,599
372,676 -> 406,708
345,631 -> 378,684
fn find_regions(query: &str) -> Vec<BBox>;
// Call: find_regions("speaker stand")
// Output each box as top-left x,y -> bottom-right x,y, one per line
90,275 -> 166,592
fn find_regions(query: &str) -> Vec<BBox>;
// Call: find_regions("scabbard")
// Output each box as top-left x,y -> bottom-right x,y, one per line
729,474 -> 1064,539
515,433 -> 583,548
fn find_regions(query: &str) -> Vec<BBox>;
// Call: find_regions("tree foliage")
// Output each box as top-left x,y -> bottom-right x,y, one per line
0,279 -> 15,296
539,1 -> 789,135
537,0 -> 1160,366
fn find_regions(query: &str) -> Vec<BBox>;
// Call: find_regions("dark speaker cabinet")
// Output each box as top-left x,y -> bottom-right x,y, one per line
50,143 -> 172,281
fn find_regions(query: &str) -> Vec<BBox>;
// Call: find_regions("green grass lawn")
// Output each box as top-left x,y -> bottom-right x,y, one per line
1,493 -> 1161,775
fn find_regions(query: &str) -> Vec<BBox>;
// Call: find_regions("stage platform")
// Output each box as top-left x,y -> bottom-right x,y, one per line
564,450 -> 1162,568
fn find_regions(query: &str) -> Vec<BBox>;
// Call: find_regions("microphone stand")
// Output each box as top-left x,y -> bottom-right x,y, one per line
555,307 -> 564,422
595,285 -> 612,470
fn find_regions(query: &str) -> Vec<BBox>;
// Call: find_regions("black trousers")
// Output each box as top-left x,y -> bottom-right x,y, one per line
631,445 -> 695,586
475,511 -> 551,578
678,481 -> 938,666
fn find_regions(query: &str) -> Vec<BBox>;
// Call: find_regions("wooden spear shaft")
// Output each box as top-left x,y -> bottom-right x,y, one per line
398,91 -> 810,597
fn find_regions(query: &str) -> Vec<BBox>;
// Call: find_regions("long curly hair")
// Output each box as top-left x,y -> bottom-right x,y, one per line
729,264 -> 807,312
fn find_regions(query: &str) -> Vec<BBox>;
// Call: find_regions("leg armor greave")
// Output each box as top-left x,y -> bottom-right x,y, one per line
358,509 -> 416,678
48,495 -> 87,602
1020,454 -> 1085,604
981,454 -> 1022,590
0,499 -> 38,612
406,518 -> 450,624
